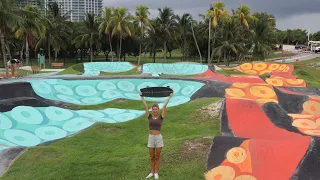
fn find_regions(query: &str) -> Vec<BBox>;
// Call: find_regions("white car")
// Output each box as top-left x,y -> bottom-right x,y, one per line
314,46 -> 320,53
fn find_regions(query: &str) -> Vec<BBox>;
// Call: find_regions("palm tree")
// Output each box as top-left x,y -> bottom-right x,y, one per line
156,7 -> 177,62
99,7 -> 114,61
110,7 -> 132,61
135,5 -> 153,65
73,13 -> 99,62
212,18 -> 246,66
251,17 -> 276,60
14,4 -> 44,65
0,0 -> 25,77
234,5 -> 255,29
35,2 -> 71,63
176,13 -> 192,61
206,1 -> 229,63
190,19 -> 202,63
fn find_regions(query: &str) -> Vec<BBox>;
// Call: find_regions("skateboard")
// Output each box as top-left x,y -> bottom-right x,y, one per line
140,86 -> 173,97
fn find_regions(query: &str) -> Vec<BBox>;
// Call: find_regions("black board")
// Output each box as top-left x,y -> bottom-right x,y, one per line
140,87 -> 173,97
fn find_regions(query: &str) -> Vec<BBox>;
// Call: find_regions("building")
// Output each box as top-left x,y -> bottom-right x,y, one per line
43,0 -> 103,22
19,0 -> 40,8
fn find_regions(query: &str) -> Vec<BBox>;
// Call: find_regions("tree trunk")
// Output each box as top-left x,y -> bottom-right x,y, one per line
184,35 -> 187,61
109,34 -> 113,62
119,34 -> 122,61
20,43 -> 24,60
48,40 -> 51,64
210,28 -> 217,63
208,18 -> 211,64
138,26 -> 143,65
0,28 -> 9,78
55,50 -> 58,62
153,41 -> 156,63
90,44 -> 93,62
6,44 -> 12,61
26,36 -> 29,65
191,21 -> 202,63
164,41 -> 167,62
117,37 -> 119,61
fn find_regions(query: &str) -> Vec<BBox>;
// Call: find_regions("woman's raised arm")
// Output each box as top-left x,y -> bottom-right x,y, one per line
161,93 -> 173,118
140,92 -> 150,117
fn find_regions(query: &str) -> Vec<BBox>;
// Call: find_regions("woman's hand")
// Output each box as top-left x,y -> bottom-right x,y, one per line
139,92 -> 143,96
169,93 -> 173,98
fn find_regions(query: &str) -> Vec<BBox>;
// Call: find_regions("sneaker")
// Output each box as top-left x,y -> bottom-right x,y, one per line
146,173 -> 154,179
154,174 -> 159,179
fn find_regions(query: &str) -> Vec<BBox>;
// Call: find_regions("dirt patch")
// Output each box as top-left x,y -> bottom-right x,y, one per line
113,98 -> 127,103
180,137 -> 213,161
308,63 -> 320,70
200,100 -> 223,117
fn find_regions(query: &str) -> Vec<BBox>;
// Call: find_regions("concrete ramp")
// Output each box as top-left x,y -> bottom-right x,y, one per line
142,63 -> 208,76
83,62 -> 135,76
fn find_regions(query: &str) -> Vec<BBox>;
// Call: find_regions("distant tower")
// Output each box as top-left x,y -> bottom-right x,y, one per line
43,0 -> 103,22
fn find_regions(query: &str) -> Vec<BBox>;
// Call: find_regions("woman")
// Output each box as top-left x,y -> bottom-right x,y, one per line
140,92 -> 173,179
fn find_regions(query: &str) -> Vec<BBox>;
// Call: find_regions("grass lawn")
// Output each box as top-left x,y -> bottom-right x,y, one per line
1,98 -> 221,180
292,58 -> 320,88
100,68 -> 140,76
215,69 -> 245,76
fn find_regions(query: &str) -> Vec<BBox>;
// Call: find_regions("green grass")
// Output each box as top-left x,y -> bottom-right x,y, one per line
68,99 -> 155,110
1,98 -> 221,180
216,69 -> 245,76
100,68 -> 140,76
292,58 -> 320,88
59,63 -> 84,75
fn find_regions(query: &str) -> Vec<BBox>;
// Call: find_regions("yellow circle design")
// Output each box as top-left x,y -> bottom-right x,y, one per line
266,79 -> 284,87
234,175 -> 257,180
205,166 -> 236,180
309,96 -> 320,101
303,101 -> 320,115
288,114 -> 314,119
278,64 -> 288,71
253,63 -> 268,71
240,63 -> 253,71
303,130 -> 320,136
226,147 -> 247,164
268,64 -> 280,71
226,88 -> 246,98
292,119 -> 318,129
249,86 -> 276,98
316,118 -> 320,126
259,70 -> 272,75
233,83 -> 250,88
286,79 -> 304,85
244,70 -> 258,75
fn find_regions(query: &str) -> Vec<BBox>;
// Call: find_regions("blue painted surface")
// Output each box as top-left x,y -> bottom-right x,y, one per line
142,63 -> 208,76
28,79 -> 204,107
83,62 -> 135,76
0,106 -> 145,152
0,78 -> 205,152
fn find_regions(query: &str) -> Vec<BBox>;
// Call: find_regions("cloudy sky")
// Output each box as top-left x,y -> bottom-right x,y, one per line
103,0 -> 320,33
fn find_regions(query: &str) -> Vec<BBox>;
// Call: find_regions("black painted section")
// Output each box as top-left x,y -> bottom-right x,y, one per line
291,138 -> 320,180
0,147 -> 26,175
274,87 -> 308,114
262,102 -> 302,134
191,80 -> 230,100
281,87 -> 320,96
220,99 -> 234,136
0,82 -> 69,112
206,136 -> 247,171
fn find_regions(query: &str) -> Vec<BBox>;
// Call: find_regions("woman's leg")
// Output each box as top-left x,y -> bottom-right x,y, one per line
155,148 -> 162,173
149,148 -> 155,174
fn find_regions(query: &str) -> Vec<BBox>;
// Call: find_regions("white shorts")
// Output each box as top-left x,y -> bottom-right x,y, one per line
147,134 -> 164,148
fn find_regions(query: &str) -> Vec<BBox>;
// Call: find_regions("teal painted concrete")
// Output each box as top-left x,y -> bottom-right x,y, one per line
142,63 -> 208,76
83,62 -> 135,76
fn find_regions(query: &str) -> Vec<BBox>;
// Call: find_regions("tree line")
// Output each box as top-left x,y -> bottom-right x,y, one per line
0,0 -> 318,76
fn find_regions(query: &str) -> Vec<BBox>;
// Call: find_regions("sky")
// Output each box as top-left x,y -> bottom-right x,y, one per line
103,0 -> 320,33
